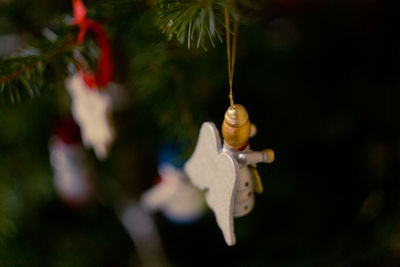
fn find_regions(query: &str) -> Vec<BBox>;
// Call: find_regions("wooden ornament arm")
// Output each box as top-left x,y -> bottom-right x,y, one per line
238,149 -> 275,165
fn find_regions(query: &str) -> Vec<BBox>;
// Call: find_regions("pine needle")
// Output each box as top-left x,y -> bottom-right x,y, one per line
157,0 -> 230,50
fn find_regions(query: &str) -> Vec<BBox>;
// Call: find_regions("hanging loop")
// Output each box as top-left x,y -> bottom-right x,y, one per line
72,0 -> 113,89
224,7 -> 238,107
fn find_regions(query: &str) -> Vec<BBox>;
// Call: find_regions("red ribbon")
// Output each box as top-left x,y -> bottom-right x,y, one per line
72,0 -> 113,89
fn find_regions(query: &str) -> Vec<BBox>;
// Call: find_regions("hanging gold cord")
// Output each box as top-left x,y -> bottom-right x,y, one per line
224,7 -> 238,107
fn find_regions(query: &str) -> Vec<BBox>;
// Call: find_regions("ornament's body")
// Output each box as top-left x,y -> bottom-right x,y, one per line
185,104 -> 274,245
223,144 -> 257,217
66,73 -> 115,160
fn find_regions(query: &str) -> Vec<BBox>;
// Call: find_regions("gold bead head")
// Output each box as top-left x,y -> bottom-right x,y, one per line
222,104 -> 251,150
224,104 -> 249,127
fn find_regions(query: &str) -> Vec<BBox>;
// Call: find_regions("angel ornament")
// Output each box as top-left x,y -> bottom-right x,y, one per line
184,104 -> 274,246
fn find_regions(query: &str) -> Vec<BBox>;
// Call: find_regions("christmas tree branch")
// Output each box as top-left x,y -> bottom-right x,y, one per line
0,32 -> 76,103
157,0 -> 236,49
0,36 -> 74,84
0,0 -> 258,104
0,0 -> 151,104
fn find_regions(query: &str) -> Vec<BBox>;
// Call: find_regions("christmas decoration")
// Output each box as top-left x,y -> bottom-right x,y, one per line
1,0 -> 396,265
184,9 -> 274,245
49,117 -> 95,207
141,144 -> 206,224
65,73 -> 115,160
185,105 -> 274,245
65,0 -> 115,160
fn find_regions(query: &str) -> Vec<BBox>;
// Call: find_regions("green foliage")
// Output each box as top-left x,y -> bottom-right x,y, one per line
0,0 -> 245,103
157,0 -> 230,49
1,0 -> 400,266
0,33 -> 75,105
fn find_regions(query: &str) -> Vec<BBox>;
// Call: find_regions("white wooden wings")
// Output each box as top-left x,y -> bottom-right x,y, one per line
184,122 -> 238,245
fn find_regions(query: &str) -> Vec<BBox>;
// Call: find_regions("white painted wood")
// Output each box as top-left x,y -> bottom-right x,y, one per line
184,122 -> 239,246
65,73 -> 115,160
223,144 -> 266,217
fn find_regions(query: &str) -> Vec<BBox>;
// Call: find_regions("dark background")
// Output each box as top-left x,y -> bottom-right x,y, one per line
1,0 -> 400,266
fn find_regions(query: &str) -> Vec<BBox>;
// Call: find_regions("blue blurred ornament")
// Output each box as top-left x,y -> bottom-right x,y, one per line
157,142 -> 186,168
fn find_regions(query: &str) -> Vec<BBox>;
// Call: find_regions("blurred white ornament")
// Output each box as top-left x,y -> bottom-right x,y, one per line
65,73 -> 115,160
50,136 -> 94,207
141,163 -> 205,224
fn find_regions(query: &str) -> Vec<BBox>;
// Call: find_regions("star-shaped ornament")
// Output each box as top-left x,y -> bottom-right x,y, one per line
66,73 -> 115,160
